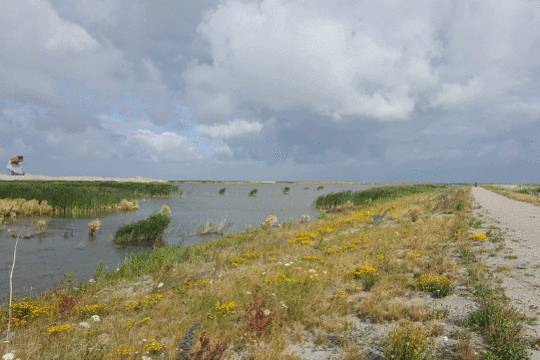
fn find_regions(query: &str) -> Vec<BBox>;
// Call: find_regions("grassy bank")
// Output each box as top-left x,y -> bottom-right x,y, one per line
0,181 -> 179,216
0,186 -> 532,359
481,184 -> 540,206
314,184 -> 447,208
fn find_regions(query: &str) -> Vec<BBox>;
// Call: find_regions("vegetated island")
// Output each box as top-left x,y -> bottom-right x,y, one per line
0,180 -> 179,217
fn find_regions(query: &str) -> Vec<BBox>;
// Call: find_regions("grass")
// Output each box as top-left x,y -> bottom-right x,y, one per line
0,185 -> 531,359
0,181 -> 179,216
314,184 -> 447,208
283,187 -> 290,195
249,188 -> 258,197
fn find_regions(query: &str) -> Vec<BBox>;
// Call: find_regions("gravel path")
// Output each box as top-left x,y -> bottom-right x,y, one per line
472,187 -> 540,357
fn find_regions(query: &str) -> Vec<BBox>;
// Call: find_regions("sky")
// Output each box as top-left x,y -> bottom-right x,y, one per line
1,0 -> 540,183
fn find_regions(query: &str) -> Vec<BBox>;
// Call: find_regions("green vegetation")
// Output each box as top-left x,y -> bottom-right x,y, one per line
0,181 -> 179,214
314,184 -> 447,208
1,185 -> 532,359
112,213 -> 171,245
248,188 -> 258,197
282,187 -> 290,194
316,185 -> 324,190
218,188 -> 226,195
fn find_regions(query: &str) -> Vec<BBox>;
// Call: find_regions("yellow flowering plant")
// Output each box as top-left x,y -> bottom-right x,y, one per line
416,274 -> 452,298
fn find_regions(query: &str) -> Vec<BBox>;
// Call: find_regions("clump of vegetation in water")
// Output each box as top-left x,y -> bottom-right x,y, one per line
282,187 -> 290,195
219,188 -> 226,195
112,213 -> 171,245
88,219 -> 102,235
317,185 -> 324,190
249,188 -> 258,197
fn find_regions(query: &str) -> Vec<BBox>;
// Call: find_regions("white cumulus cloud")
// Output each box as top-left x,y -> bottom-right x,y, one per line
195,119 -> 263,139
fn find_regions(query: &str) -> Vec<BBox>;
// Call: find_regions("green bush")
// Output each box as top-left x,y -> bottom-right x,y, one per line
113,213 -> 171,245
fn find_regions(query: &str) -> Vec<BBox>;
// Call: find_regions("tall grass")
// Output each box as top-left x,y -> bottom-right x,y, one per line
0,181 -> 178,215
314,184 -> 447,208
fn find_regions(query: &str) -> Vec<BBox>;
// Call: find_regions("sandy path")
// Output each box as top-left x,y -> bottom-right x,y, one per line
472,187 -> 540,356
0,174 -> 166,182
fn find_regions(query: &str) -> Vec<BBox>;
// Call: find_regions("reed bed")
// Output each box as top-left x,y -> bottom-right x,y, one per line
0,181 -> 178,215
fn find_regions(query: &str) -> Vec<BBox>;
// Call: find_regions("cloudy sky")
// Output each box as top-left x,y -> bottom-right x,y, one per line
1,0 -> 540,183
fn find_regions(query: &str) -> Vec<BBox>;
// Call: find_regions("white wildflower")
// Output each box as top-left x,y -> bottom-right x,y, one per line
79,322 -> 91,328
284,263 -> 290,267
88,278 -> 95,283
263,309 -> 271,316
91,315 -> 100,322
308,269 -> 316,273
2,353 -> 15,360
157,282 -> 164,288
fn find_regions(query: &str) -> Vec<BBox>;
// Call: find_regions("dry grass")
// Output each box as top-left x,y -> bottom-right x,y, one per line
483,184 -> 540,206
88,219 -> 102,234
0,186 -> 499,359
0,198 -> 53,218
117,199 -> 139,211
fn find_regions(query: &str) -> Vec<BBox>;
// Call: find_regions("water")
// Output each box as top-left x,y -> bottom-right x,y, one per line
0,183 -> 379,301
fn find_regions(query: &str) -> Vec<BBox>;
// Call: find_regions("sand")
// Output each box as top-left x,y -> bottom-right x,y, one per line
0,174 -> 166,183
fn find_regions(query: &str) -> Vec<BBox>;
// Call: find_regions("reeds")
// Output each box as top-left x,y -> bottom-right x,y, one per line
113,213 -> 171,245
0,180 -> 178,215
198,220 -> 231,235
218,188 -> 226,195
282,187 -> 290,195
249,188 -> 258,197
314,184 -> 447,208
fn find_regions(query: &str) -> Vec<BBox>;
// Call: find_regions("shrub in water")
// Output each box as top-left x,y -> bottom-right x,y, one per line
113,213 -> 171,245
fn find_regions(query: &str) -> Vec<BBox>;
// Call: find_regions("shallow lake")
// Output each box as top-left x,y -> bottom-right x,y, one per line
0,183 -> 380,301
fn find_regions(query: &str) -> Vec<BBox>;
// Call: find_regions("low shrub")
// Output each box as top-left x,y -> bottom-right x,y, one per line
112,213 -> 171,245
385,321 -> 433,360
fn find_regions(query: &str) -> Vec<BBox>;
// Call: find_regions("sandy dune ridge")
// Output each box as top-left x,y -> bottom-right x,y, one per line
0,174 -> 166,183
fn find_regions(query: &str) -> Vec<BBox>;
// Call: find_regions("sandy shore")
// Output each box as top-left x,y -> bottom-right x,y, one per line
0,174 -> 166,183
